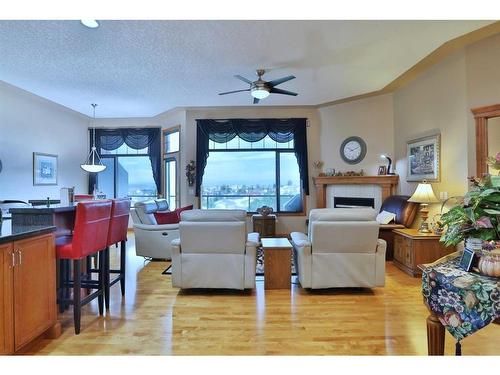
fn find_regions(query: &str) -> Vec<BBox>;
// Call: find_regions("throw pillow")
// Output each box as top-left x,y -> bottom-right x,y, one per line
376,210 -> 396,224
175,204 -> 194,220
154,211 -> 180,225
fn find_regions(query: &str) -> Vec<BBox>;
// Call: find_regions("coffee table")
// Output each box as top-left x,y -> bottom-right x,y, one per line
261,238 -> 293,289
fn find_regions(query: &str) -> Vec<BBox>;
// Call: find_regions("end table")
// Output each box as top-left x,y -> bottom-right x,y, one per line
252,214 -> 276,238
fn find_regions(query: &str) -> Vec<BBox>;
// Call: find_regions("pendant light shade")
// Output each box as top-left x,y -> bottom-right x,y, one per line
81,103 -> 106,173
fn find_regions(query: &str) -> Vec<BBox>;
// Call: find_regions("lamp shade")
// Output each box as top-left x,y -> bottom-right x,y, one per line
408,181 -> 439,203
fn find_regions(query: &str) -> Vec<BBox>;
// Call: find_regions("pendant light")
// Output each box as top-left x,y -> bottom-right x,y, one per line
81,103 -> 106,173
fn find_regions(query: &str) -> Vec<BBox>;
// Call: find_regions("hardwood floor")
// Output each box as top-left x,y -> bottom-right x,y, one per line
18,235 -> 500,355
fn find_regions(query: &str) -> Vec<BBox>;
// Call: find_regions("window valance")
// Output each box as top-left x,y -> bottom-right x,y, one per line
196,118 -> 309,196
88,127 -> 162,195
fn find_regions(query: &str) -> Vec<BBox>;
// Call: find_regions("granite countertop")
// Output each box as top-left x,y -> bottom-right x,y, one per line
0,219 -> 56,244
9,203 -> 78,214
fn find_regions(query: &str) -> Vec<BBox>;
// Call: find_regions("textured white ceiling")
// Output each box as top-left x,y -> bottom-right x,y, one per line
0,20 -> 491,117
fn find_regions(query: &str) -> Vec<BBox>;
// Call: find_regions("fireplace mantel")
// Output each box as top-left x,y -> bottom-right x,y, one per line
313,175 -> 399,208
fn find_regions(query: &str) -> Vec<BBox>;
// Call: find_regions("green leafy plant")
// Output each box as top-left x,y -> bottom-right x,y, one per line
440,175 -> 500,247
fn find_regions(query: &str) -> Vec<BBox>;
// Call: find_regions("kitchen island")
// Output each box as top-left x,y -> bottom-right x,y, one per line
0,219 -> 60,354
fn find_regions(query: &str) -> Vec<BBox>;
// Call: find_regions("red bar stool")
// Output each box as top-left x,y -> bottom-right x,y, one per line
104,198 -> 131,309
56,200 -> 112,334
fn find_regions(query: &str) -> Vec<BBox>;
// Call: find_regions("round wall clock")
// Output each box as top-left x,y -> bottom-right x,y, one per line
340,136 -> 367,164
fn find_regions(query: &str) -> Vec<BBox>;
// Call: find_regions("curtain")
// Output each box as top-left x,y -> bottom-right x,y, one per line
88,128 -> 162,195
195,118 -> 309,196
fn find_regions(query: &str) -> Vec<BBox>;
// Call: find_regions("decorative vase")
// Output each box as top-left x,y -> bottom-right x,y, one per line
257,206 -> 273,217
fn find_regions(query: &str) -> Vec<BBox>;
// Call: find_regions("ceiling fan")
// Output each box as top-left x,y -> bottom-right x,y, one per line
219,69 -> 297,104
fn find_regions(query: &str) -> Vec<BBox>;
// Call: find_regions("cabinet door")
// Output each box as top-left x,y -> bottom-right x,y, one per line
13,234 -> 56,350
0,243 -> 14,354
394,235 -> 403,262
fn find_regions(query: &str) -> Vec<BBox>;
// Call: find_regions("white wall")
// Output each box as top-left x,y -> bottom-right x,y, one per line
318,94 -> 394,176
0,81 -> 89,201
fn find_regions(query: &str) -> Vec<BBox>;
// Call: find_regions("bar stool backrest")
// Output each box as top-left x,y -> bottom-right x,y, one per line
107,198 -> 131,246
72,200 -> 112,258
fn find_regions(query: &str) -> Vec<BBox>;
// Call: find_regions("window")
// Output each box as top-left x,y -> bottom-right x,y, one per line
163,128 -> 180,209
97,146 -> 158,205
201,135 -> 303,213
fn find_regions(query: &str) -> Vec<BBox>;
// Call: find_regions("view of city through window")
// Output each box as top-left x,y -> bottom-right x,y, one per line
98,151 -> 157,204
201,138 -> 302,212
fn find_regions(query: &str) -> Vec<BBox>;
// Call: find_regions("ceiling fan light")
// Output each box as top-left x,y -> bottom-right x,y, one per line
251,88 -> 270,100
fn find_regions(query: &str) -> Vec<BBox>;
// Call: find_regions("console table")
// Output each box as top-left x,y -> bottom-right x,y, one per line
422,253 -> 500,355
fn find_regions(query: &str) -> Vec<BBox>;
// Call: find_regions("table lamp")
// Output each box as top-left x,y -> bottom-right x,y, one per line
408,180 -> 439,233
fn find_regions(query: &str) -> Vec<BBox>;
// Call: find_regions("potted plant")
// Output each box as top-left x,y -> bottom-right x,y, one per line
439,175 -> 500,248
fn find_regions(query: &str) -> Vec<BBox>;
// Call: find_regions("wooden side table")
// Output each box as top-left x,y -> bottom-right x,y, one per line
261,238 -> 292,290
393,228 -> 455,277
252,214 -> 276,238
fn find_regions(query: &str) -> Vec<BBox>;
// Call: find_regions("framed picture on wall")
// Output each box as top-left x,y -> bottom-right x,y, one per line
33,152 -> 58,185
406,133 -> 440,182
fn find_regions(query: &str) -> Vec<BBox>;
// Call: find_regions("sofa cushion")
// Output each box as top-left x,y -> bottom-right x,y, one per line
175,204 -> 193,219
154,211 -> 180,224
155,199 -> 170,212
180,209 -> 245,222
133,200 -> 158,225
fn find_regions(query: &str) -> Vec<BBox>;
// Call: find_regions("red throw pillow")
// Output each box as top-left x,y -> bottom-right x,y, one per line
175,205 -> 194,220
154,211 -> 180,225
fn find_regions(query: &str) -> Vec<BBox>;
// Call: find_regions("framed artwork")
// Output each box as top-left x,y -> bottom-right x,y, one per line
33,152 -> 58,185
406,134 -> 440,182
377,165 -> 387,175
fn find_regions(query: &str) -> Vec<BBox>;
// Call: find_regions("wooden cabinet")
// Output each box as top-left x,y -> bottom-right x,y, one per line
393,228 -> 455,277
0,233 -> 58,354
252,214 -> 276,238
0,243 -> 14,355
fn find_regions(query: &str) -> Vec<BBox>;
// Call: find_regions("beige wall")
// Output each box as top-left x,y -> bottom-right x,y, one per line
465,33 -> 500,177
393,50 -> 469,212
0,81 -> 89,201
318,94 -> 394,176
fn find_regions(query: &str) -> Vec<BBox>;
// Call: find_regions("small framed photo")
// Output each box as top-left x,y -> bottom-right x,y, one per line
33,152 -> 58,185
459,248 -> 477,272
377,165 -> 387,175
407,133 -> 440,182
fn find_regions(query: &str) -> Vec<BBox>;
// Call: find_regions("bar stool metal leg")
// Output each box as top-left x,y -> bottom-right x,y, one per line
104,246 -> 110,310
73,259 -> 82,335
98,251 -> 105,315
120,240 -> 126,296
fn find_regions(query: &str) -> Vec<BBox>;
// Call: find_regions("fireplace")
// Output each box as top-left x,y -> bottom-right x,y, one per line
333,196 -> 375,208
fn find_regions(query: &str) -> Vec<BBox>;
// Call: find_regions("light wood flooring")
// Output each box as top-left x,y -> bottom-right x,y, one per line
18,235 -> 500,355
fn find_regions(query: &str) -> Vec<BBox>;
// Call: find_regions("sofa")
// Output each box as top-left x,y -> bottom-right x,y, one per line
171,209 -> 260,290
291,208 -> 386,289
378,195 -> 418,260
130,199 -> 179,260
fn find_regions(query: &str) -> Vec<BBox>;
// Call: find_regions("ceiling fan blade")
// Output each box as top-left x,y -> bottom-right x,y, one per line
218,89 -> 251,95
253,97 -> 260,104
234,75 -> 253,85
270,87 -> 298,96
268,75 -> 296,87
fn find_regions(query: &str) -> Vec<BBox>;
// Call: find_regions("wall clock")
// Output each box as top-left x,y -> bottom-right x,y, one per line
340,136 -> 367,164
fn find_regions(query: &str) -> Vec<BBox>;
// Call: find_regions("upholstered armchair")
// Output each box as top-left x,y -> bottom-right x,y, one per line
291,208 -> 386,289
130,199 -> 179,260
171,209 -> 260,290
378,195 -> 418,260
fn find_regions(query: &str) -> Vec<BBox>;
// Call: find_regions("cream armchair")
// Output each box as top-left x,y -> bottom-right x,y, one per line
131,199 -> 179,260
291,208 -> 386,289
171,209 -> 259,290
